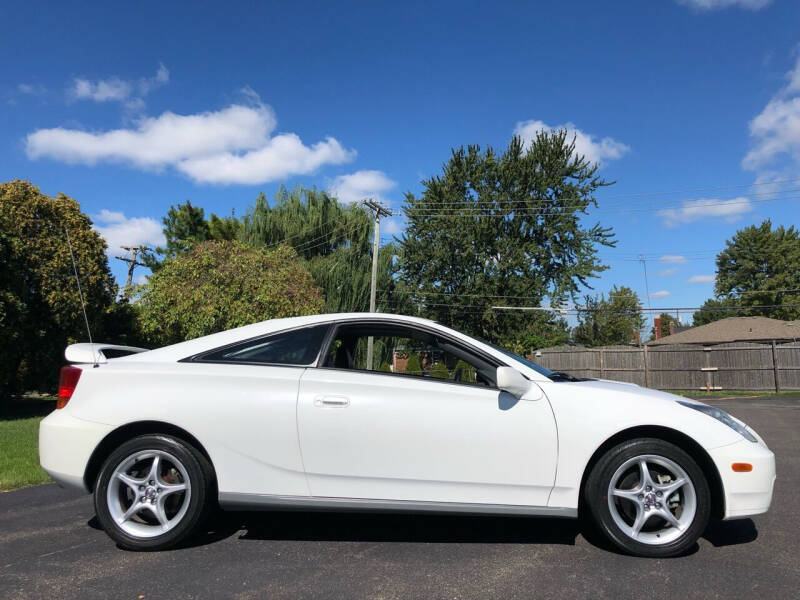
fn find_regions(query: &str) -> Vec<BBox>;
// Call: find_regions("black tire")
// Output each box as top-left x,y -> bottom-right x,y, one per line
584,438 -> 711,558
94,434 -> 215,551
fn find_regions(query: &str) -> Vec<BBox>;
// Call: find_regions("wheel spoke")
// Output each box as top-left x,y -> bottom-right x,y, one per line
117,472 -> 144,492
658,507 -> 683,531
117,501 -> 142,524
638,459 -> 653,489
148,454 -> 161,485
155,496 -> 170,529
657,477 -> 687,499
630,505 -> 651,538
160,482 -> 187,497
612,488 -> 640,503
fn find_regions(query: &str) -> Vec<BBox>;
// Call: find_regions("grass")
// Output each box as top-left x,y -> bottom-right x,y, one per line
0,397 -> 55,492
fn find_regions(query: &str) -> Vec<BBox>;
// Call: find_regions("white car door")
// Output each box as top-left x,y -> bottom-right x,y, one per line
297,321 -> 558,507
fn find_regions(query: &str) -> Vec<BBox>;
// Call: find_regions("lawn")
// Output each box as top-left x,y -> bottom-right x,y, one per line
0,398 -> 54,491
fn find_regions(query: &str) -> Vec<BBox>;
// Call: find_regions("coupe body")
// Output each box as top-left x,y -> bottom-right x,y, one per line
40,312 -> 775,556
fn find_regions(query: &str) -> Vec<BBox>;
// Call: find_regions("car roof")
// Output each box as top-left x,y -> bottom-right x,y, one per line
116,313 -> 440,363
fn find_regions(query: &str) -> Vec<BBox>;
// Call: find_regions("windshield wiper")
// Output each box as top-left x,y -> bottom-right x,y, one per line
548,371 -> 581,382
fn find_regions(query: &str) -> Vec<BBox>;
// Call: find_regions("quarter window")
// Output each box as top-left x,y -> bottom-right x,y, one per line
198,324 -> 330,366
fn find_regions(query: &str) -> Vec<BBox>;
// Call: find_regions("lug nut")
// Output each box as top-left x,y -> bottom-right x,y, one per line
646,485 -> 652,492
656,491 -> 663,497
139,485 -> 144,491
149,480 -> 155,485
638,494 -> 644,499
656,503 -> 662,508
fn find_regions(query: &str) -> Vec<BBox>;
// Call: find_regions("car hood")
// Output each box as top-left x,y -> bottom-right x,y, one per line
546,377 -> 691,406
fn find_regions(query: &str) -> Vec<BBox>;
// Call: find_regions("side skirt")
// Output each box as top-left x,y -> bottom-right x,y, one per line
218,492 -> 578,518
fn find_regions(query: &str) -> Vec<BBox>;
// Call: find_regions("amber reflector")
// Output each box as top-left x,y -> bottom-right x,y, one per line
731,463 -> 753,472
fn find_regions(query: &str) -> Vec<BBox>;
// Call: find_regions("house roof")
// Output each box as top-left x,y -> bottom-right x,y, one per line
648,316 -> 800,346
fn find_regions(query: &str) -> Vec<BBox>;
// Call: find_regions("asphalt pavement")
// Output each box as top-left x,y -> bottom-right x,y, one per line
1,396 -> 798,599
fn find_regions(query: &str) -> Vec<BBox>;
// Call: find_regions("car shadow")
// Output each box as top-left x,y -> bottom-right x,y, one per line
94,510 -> 758,555
185,510 -> 583,548
702,518 -> 758,547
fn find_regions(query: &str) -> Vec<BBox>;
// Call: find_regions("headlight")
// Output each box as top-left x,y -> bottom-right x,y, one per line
678,401 -> 757,443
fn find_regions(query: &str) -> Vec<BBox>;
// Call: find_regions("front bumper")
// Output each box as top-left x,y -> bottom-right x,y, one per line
39,409 -> 115,492
709,439 -> 776,520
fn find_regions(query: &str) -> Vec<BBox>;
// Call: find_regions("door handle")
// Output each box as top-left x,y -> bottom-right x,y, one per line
314,395 -> 350,407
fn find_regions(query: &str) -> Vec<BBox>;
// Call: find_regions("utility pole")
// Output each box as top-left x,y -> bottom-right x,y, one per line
115,245 -> 147,299
639,254 -> 652,342
362,199 -> 392,370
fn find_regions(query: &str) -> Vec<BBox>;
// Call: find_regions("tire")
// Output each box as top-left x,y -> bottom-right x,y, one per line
584,438 -> 711,558
94,434 -> 215,551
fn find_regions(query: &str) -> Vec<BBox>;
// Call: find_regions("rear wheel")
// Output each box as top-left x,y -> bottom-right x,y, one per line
585,438 -> 711,557
94,435 -> 214,550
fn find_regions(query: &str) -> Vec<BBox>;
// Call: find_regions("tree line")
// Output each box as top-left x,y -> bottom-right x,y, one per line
2,130 -> 799,398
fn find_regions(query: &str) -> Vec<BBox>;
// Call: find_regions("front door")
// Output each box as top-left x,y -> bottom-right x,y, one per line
297,322 -> 558,507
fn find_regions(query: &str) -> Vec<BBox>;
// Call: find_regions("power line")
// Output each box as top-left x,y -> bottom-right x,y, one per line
403,194 -> 796,216
402,178 -> 800,207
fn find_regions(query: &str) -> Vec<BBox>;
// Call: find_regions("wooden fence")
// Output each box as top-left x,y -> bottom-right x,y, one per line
534,341 -> 800,391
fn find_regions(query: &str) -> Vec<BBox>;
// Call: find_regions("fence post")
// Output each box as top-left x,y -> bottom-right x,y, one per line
643,345 -> 650,388
599,349 -> 605,379
772,340 -> 781,393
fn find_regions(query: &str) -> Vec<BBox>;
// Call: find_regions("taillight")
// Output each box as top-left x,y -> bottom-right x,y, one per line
57,366 -> 82,409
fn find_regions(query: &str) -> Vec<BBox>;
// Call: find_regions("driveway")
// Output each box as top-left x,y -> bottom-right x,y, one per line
1,396 -> 798,599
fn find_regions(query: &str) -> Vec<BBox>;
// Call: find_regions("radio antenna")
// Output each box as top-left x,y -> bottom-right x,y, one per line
65,226 -> 98,367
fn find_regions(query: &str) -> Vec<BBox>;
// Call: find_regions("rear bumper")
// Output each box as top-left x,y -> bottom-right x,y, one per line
709,439 -> 776,520
39,409 -> 114,493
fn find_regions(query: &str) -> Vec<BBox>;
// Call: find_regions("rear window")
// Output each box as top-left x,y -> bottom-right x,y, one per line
197,324 -> 330,366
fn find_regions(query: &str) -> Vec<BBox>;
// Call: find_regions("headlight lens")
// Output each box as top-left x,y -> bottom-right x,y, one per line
678,401 -> 757,443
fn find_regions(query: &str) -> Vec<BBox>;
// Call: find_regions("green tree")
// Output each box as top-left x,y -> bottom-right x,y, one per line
399,132 -> 615,342
240,186 -> 410,313
500,312 -> 571,354
404,353 -> 423,376
137,241 -> 324,346
0,180 -> 118,397
573,285 -> 644,347
143,201 -> 241,269
691,220 -> 800,326
431,361 -> 449,379
692,298 -> 738,326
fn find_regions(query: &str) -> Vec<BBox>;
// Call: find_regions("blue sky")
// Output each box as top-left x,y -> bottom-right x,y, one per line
2,0 -> 799,325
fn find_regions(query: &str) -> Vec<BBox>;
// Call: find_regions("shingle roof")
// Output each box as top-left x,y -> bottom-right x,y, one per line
648,316 -> 800,346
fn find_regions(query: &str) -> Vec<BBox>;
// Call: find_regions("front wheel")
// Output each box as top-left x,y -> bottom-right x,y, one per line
94,434 -> 214,551
584,438 -> 711,557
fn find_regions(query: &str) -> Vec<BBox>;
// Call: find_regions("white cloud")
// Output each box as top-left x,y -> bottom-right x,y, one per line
92,209 -> 164,255
649,290 -> 670,299
25,92 -> 355,185
687,274 -> 715,284
179,135 -> 353,185
658,254 -> 688,263
328,170 -> 396,204
676,0 -> 771,10
382,218 -> 403,236
657,197 -> 753,226
742,55 -> 800,174
69,63 -> 169,105
658,267 -> 678,276
17,83 -> 46,96
513,120 -> 629,166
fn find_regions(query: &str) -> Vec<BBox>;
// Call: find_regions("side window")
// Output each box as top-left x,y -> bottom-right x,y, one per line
198,324 -> 330,366
324,323 -> 495,387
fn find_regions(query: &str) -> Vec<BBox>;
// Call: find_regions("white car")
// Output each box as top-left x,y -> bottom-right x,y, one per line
40,312 -> 775,557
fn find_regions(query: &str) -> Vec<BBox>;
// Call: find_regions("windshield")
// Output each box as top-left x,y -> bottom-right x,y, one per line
485,342 -> 554,377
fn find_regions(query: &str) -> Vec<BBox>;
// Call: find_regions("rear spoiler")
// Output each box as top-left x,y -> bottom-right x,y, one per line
65,343 -> 149,364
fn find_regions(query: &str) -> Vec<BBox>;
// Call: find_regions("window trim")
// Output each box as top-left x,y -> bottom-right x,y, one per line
180,323 -> 332,368
317,319 -> 502,390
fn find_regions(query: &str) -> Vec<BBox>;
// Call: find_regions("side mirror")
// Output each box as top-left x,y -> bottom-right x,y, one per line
496,366 -> 532,398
